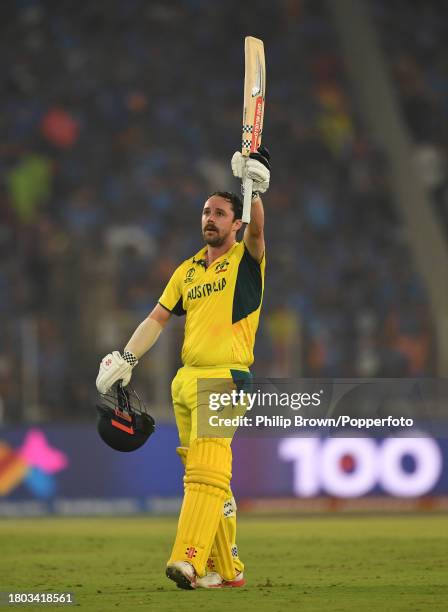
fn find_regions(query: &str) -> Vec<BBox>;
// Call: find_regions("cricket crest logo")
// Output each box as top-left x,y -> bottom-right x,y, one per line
215,259 -> 229,274
185,546 -> 197,559
184,267 -> 196,284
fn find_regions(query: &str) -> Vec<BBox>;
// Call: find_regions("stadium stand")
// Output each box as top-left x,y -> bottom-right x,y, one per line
0,0 -> 435,421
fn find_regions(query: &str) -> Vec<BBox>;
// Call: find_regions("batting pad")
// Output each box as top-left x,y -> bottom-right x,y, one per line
168,438 -> 232,577
176,446 -> 242,580
208,498 -> 242,580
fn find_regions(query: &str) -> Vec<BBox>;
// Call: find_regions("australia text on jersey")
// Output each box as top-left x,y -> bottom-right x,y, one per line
186,278 -> 227,301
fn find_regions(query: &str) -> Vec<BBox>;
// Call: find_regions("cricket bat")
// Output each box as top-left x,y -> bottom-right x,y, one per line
241,36 -> 266,224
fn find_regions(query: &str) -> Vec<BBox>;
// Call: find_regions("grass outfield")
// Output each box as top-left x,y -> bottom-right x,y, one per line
1,515 -> 447,611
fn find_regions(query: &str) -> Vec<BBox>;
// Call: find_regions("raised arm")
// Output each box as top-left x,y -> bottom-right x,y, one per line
243,194 -> 265,262
231,145 -> 270,262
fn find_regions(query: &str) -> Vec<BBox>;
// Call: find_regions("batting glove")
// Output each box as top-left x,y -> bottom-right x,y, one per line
96,350 -> 138,395
231,145 -> 271,194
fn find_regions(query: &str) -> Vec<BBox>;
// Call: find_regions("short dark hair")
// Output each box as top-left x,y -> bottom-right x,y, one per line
209,191 -> 243,220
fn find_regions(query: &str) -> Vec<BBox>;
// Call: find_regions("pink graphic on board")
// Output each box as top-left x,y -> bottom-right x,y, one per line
0,429 -> 68,497
18,429 -> 68,473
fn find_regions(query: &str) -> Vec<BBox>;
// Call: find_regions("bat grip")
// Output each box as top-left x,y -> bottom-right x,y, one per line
242,176 -> 253,224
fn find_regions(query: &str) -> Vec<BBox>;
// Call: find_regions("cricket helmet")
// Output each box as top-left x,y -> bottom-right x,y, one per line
96,383 -> 155,452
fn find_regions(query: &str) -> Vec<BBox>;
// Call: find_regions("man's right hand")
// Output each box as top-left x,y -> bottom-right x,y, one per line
231,145 -> 271,194
96,350 -> 138,394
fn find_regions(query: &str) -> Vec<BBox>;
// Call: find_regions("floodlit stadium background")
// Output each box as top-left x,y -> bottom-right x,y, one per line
1,0 -> 448,515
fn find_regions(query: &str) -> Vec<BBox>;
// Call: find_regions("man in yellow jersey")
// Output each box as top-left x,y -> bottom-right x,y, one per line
96,146 -> 270,589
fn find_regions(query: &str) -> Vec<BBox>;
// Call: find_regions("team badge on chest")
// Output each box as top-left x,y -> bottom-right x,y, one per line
215,259 -> 230,274
184,267 -> 196,283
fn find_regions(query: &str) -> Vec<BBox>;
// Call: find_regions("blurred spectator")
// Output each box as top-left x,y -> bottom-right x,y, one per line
7,153 -> 52,224
265,304 -> 301,377
41,107 -> 79,149
372,0 -> 448,233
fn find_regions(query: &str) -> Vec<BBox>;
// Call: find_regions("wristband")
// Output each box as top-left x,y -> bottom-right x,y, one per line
122,350 -> 138,368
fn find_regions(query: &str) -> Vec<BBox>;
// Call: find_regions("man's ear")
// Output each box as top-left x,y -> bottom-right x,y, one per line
234,218 -> 243,232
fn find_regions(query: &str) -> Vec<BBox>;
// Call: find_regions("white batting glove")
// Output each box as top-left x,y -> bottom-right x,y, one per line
96,350 -> 138,395
231,150 -> 270,194
245,157 -> 270,193
231,151 -> 246,179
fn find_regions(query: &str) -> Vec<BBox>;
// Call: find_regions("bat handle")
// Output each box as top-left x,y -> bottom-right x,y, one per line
242,176 -> 253,224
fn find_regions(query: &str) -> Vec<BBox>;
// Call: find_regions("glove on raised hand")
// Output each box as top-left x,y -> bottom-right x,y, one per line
231,145 -> 271,194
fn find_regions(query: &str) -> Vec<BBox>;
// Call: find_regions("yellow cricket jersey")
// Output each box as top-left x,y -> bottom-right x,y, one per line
159,240 -> 265,368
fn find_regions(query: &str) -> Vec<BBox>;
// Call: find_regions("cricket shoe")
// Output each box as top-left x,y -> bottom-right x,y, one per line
196,571 -> 245,589
166,561 -> 197,590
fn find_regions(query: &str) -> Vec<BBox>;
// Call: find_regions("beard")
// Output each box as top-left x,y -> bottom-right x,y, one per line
202,228 -> 226,247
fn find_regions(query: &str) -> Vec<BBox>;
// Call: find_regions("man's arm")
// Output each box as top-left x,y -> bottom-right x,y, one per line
231,145 -> 270,262
96,304 -> 171,394
244,194 -> 265,262
124,304 -> 170,359
96,258 -> 185,394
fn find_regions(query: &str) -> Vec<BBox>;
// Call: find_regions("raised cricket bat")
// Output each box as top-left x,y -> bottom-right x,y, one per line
241,36 -> 266,224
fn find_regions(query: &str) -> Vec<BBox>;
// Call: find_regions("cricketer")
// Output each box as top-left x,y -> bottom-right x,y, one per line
96,147 -> 270,589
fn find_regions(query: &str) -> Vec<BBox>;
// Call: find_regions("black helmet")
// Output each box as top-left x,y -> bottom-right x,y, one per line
96,383 -> 155,452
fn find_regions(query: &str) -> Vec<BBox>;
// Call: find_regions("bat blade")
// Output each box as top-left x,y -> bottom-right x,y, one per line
241,36 -> 266,223
242,36 -> 265,156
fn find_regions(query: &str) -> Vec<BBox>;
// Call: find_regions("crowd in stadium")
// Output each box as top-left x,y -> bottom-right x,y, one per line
0,0 -> 437,421
373,0 -> 448,232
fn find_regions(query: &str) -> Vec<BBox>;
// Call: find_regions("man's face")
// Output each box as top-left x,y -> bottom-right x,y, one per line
201,196 -> 241,247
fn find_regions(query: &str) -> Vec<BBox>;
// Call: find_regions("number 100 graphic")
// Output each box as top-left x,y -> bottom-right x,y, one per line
278,437 -> 443,497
